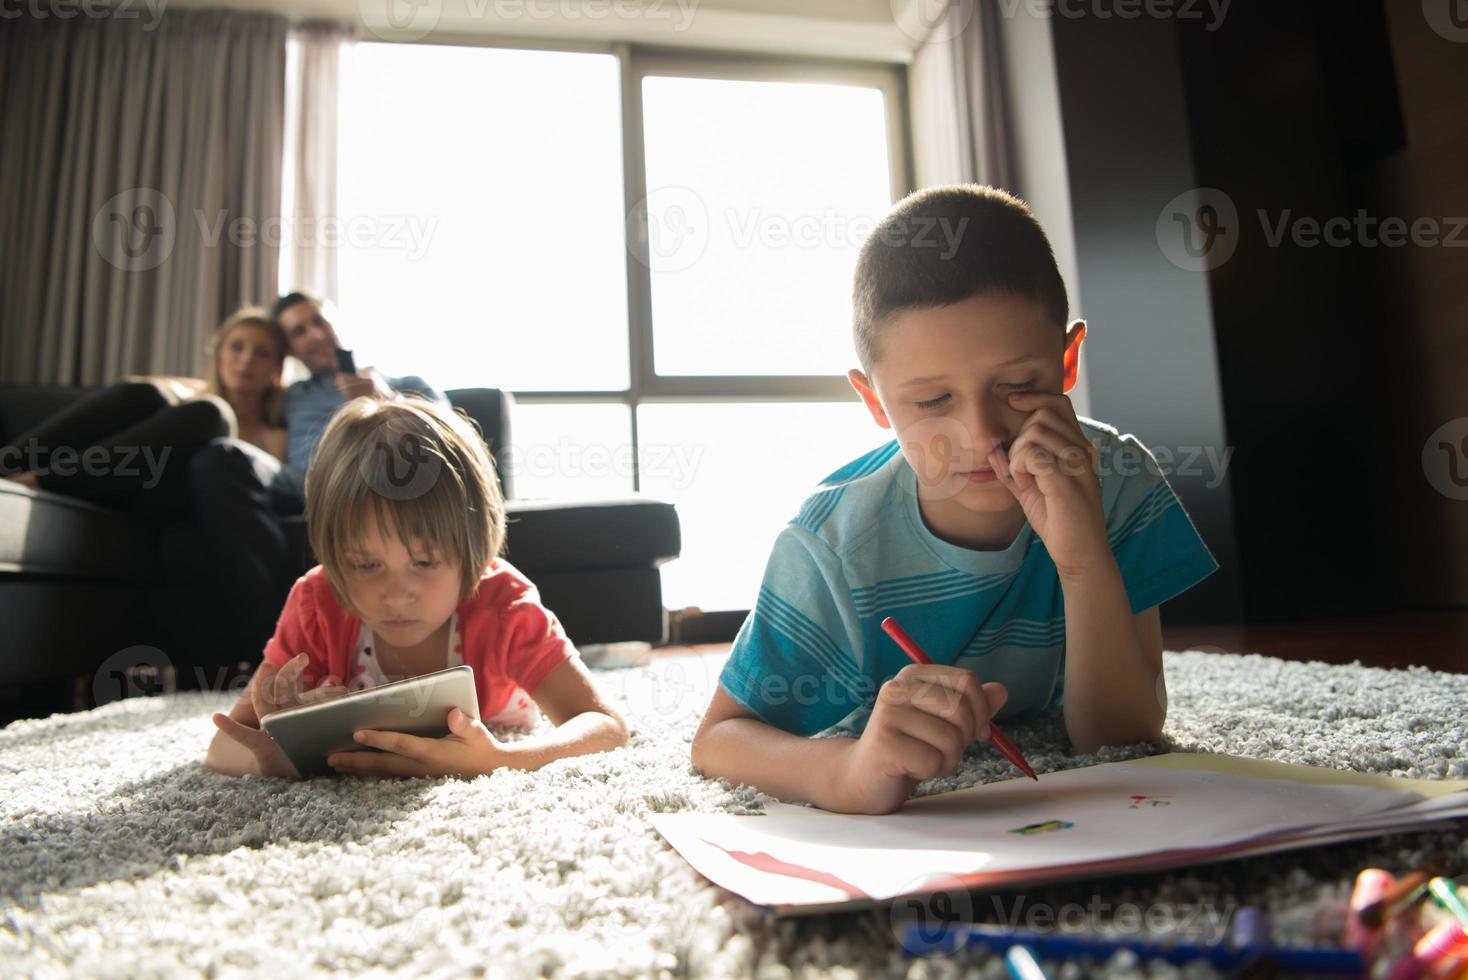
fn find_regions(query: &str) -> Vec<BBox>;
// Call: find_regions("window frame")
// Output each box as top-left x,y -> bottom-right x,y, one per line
339,34 -> 913,492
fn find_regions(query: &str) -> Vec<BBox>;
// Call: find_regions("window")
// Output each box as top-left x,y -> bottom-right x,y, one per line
330,42 -> 907,613
637,402 -> 883,612
337,43 -> 629,391
641,75 -> 894,376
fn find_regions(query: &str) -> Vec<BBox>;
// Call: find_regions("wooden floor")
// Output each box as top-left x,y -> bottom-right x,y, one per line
1162,610 -> 1468,674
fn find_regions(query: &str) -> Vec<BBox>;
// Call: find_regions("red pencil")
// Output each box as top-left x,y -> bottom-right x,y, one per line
880,616 -> 1039,781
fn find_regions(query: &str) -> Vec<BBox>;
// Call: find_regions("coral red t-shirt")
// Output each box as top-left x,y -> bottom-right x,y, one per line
262,558 -> 575,722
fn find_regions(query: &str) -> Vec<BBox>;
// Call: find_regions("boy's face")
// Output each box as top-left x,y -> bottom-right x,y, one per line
849,292 -> 1084,517
343,512 -> 463,652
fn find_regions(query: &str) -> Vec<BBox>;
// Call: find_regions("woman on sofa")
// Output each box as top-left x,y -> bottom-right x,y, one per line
0,308 -> 288,521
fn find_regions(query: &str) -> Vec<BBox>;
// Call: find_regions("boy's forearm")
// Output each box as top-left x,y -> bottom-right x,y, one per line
692,717 -> 869,812
1059,558 -> 1166,753
492,710 -> 630,773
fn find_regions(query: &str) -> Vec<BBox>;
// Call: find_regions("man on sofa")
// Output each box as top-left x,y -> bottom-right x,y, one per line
187,292 -> 447,664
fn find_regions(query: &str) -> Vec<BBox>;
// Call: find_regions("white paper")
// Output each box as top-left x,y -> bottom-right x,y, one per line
652,754 -> 1468,909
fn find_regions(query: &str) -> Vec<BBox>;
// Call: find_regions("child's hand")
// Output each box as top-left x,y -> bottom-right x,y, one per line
250,653 -> 348,721
210,712 -> 301,779
327,707 -> 505,779
840,664 -> 1007,814
989,391 -> 1109,578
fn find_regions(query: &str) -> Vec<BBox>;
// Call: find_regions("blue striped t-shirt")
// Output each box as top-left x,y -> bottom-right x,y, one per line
719,417 -> 1219,736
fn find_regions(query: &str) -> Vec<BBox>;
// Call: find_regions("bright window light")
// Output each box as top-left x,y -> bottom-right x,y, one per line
638,401 -> 884,612
641,76 -> 893,377
509,403 -> 634,501
336,43 -> 629,391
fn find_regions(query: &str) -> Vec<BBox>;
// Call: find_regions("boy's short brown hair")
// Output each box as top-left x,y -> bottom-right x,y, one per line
852,184 -> 1069,369
306,396 -> 506,609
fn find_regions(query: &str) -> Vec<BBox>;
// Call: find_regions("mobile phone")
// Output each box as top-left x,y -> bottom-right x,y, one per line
335,347 -> 357,374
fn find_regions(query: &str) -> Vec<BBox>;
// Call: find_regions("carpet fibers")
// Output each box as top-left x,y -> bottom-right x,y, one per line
1,649 -> 1465,978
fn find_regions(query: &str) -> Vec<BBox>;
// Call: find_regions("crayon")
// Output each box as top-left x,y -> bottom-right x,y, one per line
881,615 -> 1038,781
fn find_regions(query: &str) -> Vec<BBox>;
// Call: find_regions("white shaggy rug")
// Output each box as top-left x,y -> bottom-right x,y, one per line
1,649 -> 1465,978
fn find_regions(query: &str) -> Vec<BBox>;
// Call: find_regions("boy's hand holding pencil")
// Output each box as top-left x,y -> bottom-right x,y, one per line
837,650 -> 1009,814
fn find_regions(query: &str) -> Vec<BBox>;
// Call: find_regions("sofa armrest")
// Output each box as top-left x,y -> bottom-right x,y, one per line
444,387 -> 514,499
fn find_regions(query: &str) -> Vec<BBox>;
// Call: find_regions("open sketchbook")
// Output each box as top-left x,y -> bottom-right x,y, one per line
650,753 -> 1468,915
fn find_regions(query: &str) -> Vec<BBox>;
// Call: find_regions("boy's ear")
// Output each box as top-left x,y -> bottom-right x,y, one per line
847,369 -> 892,429
1062,320 -> 1087,394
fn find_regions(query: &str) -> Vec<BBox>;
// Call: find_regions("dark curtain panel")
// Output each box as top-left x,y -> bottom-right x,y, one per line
0,8 -> 287,383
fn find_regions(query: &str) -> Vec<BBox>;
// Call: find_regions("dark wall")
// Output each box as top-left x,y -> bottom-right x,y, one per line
1037,1 -> 1459,626
1040,11 -> 1244,627
1172,2 -> 1409,622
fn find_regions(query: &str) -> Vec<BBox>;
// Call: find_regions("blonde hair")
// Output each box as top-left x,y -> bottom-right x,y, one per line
306,396 -> 506,610
206,307 -> 288,426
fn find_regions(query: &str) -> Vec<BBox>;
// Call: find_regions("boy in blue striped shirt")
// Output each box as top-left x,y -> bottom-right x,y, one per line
691,185 -> 1218,814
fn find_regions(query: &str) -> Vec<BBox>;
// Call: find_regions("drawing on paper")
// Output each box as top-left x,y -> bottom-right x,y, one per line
1008,819 -> 1075,835
1128,795 -> 1173,808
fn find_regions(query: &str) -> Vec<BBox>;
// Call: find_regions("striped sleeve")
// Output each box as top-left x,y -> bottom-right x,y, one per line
1105,433 -> 1220,613
718,526 -> 871,736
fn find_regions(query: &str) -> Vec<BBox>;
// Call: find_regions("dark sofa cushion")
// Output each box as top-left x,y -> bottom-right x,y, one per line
274,496 -> 681,576
503,498 -> 681,573
0,482 -> 152,583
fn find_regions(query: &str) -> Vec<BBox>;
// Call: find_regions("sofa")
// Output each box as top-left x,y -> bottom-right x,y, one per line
0,384 -> 680,717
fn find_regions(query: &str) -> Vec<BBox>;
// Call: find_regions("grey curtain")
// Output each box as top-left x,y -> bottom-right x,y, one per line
282,20 -> 354,304
908,0 -> 1013,190
0,9 -> 287,384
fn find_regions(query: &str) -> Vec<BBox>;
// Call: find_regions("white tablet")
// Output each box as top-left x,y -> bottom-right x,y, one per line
260,665 -> 479,778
